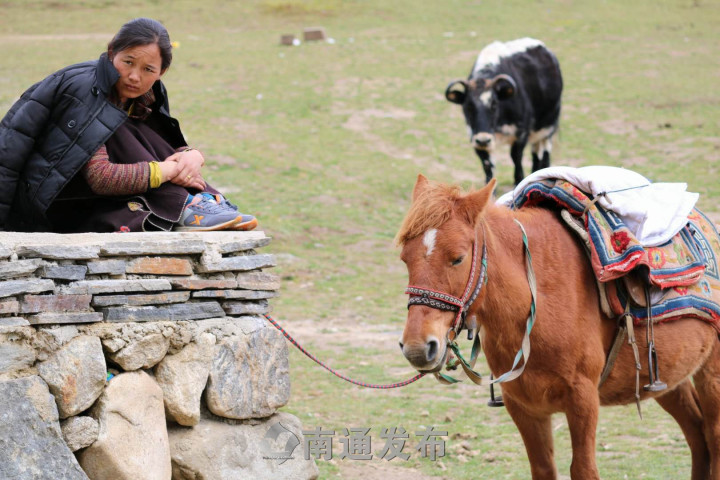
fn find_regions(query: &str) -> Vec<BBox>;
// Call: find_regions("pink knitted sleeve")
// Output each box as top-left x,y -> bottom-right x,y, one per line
82,145 -> 151,196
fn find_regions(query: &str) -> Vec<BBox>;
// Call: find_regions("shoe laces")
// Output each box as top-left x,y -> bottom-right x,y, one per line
221,196 -> 238,209
201,193 -> 237,211
187,195 -> 232,214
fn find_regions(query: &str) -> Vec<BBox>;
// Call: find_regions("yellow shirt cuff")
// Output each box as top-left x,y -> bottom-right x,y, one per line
149,161 -> 163,189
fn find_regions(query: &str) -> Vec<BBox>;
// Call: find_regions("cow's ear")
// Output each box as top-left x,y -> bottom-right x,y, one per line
445,80 -> 468,104
494,77 -> 516,100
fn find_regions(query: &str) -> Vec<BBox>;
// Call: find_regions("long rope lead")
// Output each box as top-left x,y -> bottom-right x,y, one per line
263,313 -> 427,389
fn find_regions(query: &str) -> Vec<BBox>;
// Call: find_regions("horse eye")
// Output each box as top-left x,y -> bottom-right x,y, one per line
451,256 -> 465,266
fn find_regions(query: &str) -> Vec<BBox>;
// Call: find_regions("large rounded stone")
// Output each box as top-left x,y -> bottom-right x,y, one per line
154,333 -> 215,426
205,326 -> 290,420
78,370 -> 171,480
0,376 -> 88,479
37,335 -> 106,418
168,411 -> 317,480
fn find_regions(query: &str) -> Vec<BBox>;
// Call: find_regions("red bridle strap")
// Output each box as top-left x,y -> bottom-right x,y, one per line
405,228 -> 485,334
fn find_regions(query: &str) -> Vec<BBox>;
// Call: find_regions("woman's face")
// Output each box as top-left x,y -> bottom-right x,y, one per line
111,43 -> 164,103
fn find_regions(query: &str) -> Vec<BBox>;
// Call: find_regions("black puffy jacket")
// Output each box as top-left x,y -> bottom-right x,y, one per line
0,53 -> 186,231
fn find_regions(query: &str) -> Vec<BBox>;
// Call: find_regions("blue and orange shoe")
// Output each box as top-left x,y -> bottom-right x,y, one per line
174,195 -> 244,231
211,194 -> 258,231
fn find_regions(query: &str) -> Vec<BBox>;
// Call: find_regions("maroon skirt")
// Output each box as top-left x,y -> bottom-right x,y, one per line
50,118 -> 218,233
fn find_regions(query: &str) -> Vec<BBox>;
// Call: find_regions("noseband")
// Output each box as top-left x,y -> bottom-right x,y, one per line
405,229 -> 487,340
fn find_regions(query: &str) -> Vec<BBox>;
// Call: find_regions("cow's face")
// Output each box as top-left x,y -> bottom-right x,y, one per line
445,75 -> 517,154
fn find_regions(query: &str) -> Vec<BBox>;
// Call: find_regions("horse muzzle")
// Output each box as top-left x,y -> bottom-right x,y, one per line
399,335 -> 448,372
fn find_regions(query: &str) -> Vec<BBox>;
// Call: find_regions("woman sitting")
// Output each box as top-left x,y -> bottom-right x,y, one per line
0,17 -> 256,233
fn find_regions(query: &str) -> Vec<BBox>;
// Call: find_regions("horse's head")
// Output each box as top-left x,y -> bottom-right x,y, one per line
396,174 -> 496,372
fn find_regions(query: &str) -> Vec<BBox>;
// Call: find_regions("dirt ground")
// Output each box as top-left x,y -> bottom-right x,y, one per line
286,318 -> 450,479
338,460 -> 445,480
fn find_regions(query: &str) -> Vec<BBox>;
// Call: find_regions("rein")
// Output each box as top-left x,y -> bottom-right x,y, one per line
263,313 -> 427,389
405,219 -> 538,386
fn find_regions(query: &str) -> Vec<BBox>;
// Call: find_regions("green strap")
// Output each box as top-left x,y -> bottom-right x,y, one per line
434,372 -> 461,384
489,219 -> 537,385
449,334 -> 484,385
433,218 -> 537,387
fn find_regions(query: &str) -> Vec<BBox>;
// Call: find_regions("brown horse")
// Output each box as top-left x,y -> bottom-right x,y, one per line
396,174 -> 720,480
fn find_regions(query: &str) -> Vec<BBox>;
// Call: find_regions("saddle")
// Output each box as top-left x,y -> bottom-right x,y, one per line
510,178 -> 720,332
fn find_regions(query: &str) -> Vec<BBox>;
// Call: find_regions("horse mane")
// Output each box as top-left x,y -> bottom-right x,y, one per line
395,180 -> 465,246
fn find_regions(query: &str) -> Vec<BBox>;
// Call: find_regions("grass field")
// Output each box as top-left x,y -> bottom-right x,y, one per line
2,0 -> 720,478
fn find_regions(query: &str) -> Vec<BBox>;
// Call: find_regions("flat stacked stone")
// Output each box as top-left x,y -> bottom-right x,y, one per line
0,231 -> 317,480
0,231 -> 276,326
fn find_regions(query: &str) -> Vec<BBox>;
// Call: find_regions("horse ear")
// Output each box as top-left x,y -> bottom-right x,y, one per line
461,178 -> 497,225
412,174 -> 430,202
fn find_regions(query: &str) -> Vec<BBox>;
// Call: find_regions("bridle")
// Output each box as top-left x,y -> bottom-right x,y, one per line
405,226 -> 487,385
406,228 -> 487,340
404,219 -> 537,386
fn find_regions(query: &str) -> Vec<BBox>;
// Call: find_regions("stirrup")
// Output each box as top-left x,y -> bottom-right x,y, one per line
642,287 -> 666,392
487,377 -> 504,407
643,341 -> 667,392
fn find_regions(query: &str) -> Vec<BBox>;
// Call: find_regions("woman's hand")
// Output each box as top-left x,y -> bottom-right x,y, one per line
173,149 -> 206,189
157,160 -> 179,184
161,150 -> 206,190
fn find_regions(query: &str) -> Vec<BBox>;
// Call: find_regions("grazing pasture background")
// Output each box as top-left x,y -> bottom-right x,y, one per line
1,0 -> 719,478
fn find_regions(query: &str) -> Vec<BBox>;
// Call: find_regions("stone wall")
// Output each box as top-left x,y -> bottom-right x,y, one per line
0,231 -> 317,480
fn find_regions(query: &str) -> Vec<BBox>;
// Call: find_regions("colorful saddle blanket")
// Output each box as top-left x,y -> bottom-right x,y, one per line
510,179 -> 720,331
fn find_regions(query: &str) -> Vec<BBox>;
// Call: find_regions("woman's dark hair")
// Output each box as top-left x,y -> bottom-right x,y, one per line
108,18 -> 173,71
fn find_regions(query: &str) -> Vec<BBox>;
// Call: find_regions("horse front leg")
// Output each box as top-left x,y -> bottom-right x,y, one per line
693,341 -> 720,479
655,380 -> 710,480
564,379 -> 601,480
504,396 -> 558,480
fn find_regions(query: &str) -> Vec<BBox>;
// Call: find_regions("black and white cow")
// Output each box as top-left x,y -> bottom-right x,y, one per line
445,38 -> 563,185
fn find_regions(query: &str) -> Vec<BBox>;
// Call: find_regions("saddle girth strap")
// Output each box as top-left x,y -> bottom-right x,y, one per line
598,320 -> 627,388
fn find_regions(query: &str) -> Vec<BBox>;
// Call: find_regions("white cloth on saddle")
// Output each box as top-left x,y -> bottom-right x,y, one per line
496,166 -> 699,247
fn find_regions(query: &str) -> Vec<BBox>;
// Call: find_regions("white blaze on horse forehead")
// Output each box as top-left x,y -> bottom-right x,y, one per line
472,37 -> 544,75
423,229 -> 438,257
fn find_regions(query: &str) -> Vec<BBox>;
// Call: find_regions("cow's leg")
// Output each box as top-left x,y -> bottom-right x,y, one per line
655,380 -> 710,480
474,149 -> 495,184
541,136 -> 552,169
531,137 -> 552,172
564,378 -> 601,480
503,396 -> 558,479
531,143 -> 542,172
510,141 -> 527,185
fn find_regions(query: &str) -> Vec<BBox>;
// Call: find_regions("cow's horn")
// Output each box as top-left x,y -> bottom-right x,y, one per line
487,74 -> 517,91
